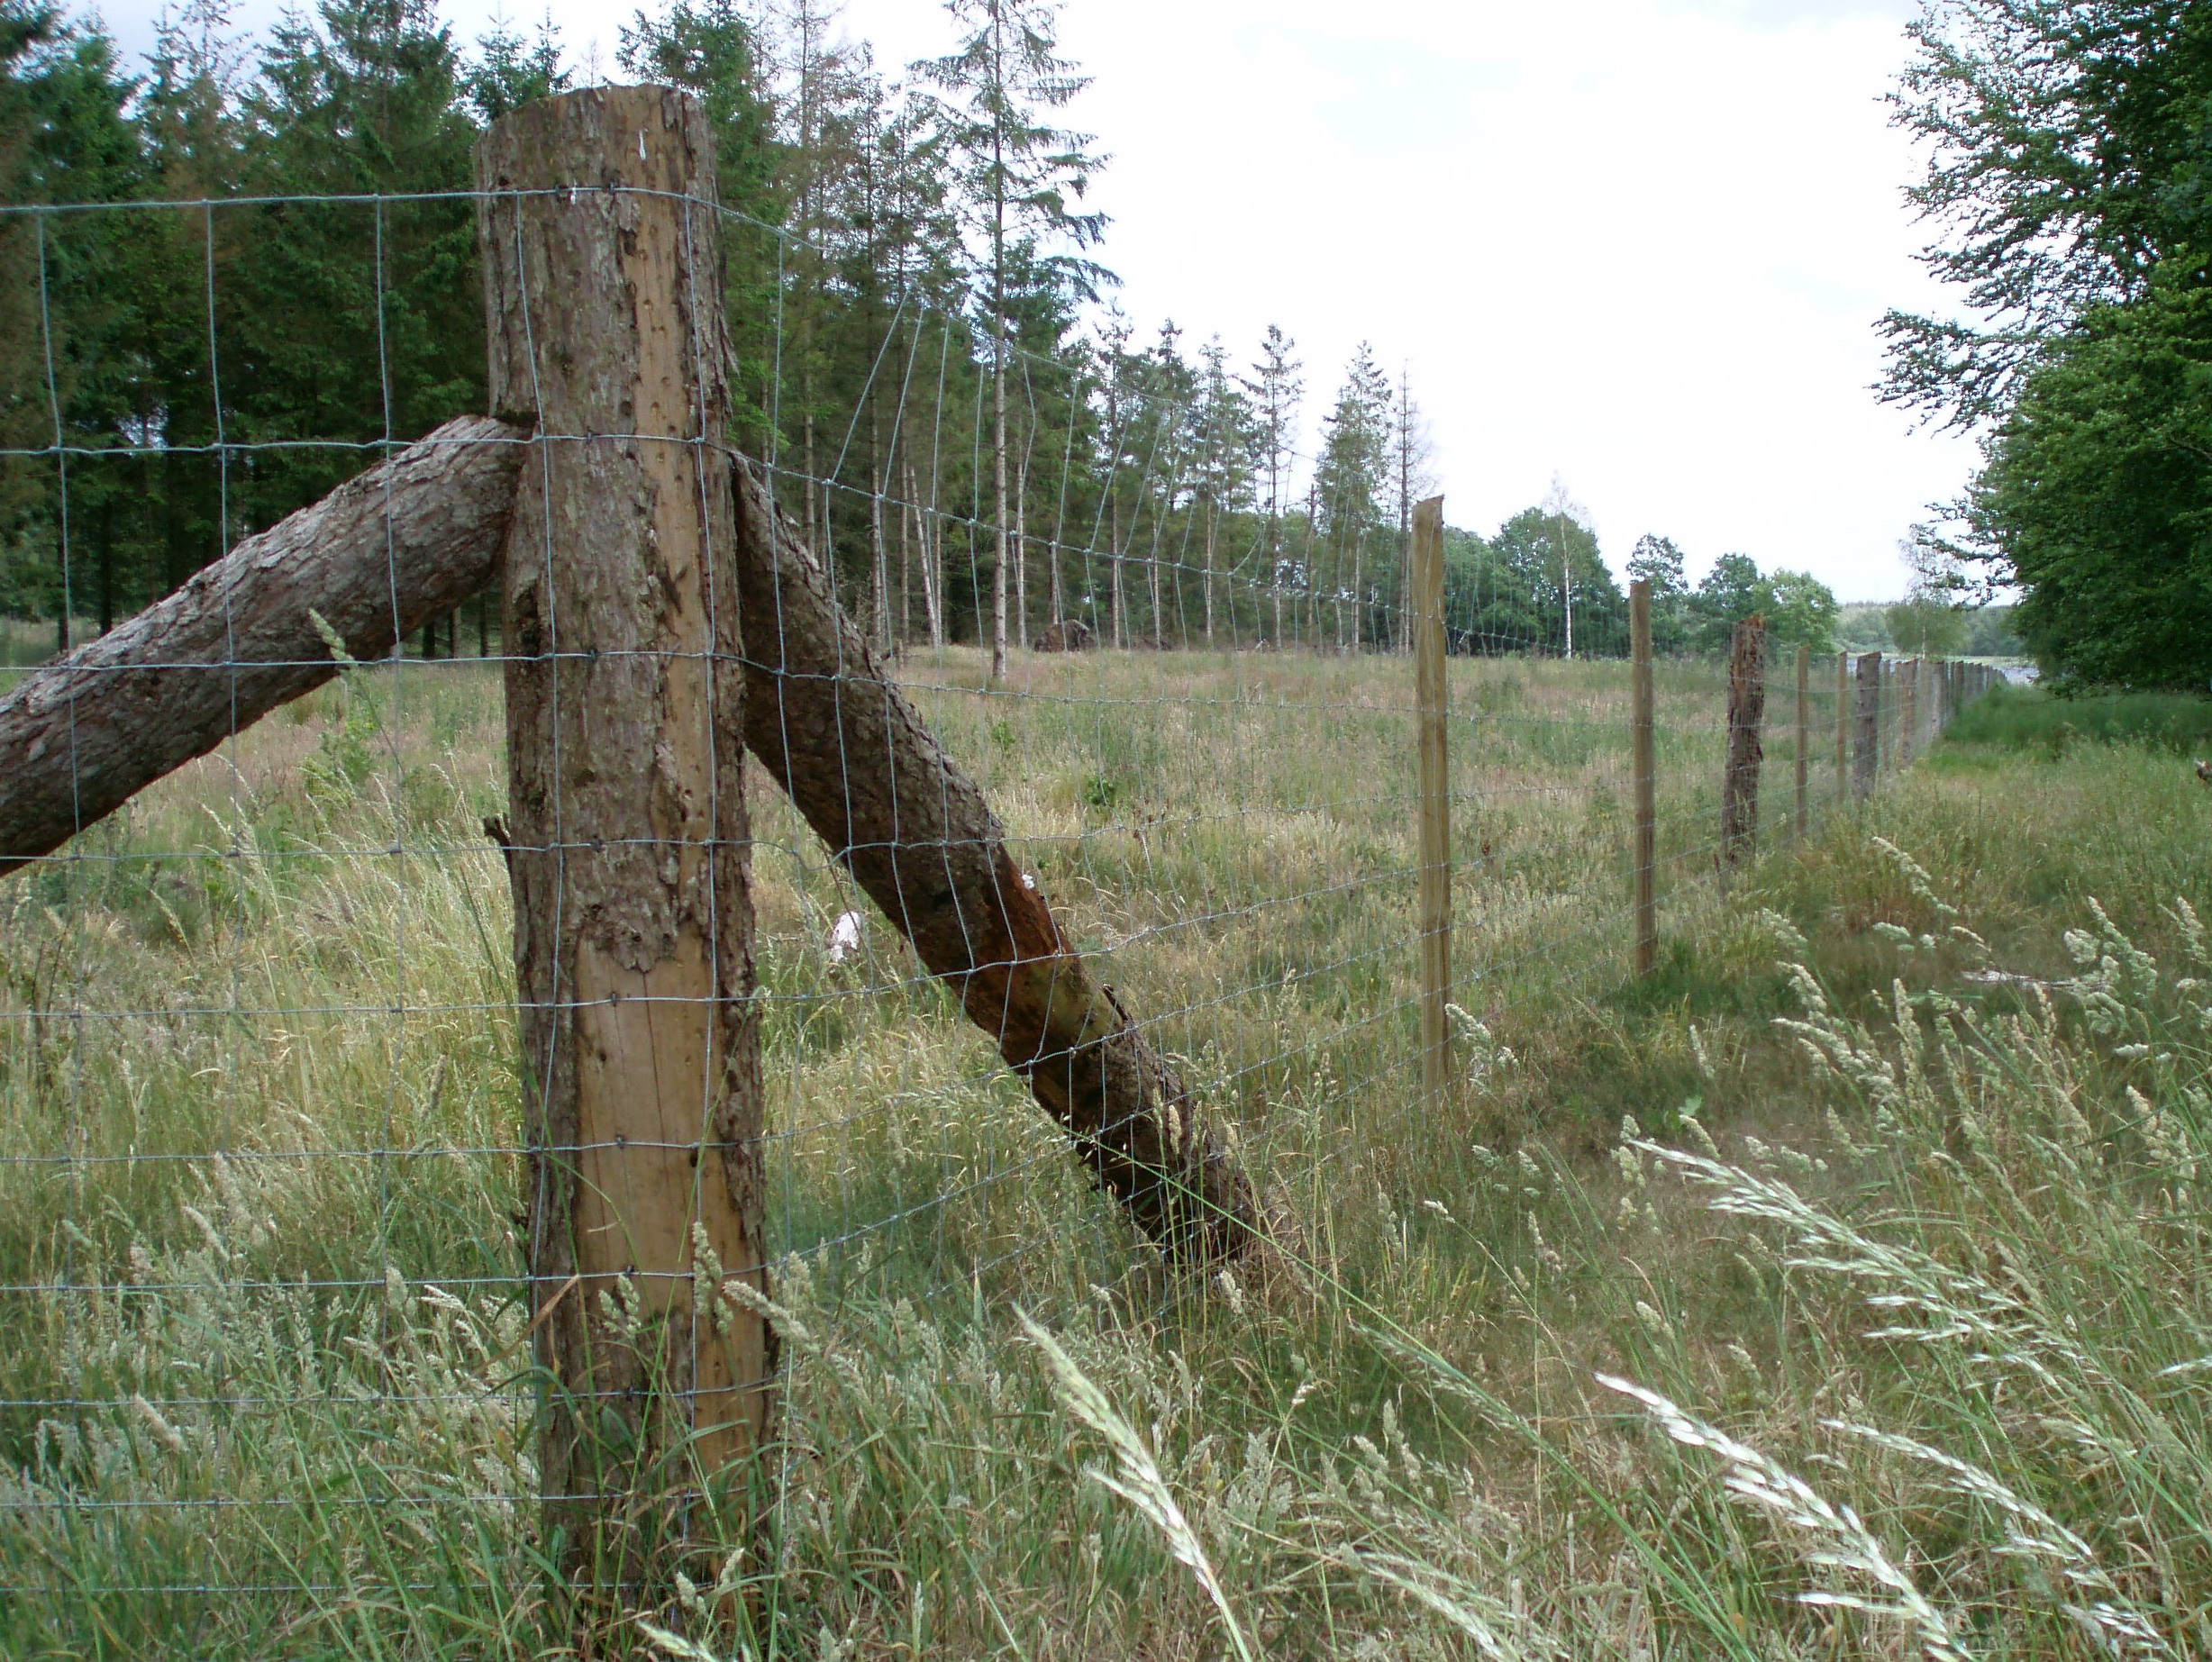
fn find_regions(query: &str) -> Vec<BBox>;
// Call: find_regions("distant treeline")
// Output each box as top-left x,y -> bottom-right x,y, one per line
2,0 -> 1883,666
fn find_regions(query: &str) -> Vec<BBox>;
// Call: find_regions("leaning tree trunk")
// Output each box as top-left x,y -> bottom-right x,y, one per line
0,415 -> 521,879
732,455 -> 1259,1263
478,86 -> 770,1622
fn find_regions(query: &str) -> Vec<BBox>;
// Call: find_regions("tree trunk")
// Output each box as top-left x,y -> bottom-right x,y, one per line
991,336 -> 1009,682
1720,613 -> 1767,880
478,86 -> 769,1621
732,454 -> 1258,1263
0,414 -> 521,879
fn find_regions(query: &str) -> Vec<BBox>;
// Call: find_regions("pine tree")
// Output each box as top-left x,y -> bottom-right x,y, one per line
1313,342 -> 1389,649
920,0 -> 1106,680
1387,363 -> 1432,651
1239,323 -> 1300,648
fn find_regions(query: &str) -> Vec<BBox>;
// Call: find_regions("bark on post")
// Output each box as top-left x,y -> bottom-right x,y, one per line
1899,657 -> 1919,765
1853,651 -> 1882,799
1719,613 -> 1767,881
1629,579 -> 1657,976
1793,642 -> 1809,842
478,87 -> 769,1613
731,457 -> 1259,1263
0,418 -> 521,878
1411,495 -> 1452,1108
1834,650 -> 1849,802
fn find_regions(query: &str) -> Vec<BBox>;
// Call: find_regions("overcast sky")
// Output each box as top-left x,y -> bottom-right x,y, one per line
98,0 -> 1972,599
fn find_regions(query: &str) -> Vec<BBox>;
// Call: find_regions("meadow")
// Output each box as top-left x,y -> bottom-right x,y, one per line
2,648 -> 2205,1660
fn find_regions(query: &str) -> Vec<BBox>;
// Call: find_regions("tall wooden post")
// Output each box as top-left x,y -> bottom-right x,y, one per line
1793,642 -> 1809,841
1853,650 -> 1881,798
1834,649 -> 1849,802
1413,495 -> 1452,1105
1720,613 -> 1767,882
1630,579 -> 1657,976
1900,657 -> 1919,765
478,86 -> 770,1615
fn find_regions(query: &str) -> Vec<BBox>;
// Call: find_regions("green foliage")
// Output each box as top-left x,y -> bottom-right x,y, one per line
1883,595 -> 1966,658
1446,503 -> 1626,657
1941,678 -> 2212,753
1762,569 -> 1838,654
1885,1 -> 2212,687
1969,277 -> 2212,688
1626,532 -> 1689,652
1675,552 -> 1838,656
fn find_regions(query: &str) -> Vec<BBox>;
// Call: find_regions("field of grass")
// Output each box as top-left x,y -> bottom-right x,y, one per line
4,644 -> 2207,1659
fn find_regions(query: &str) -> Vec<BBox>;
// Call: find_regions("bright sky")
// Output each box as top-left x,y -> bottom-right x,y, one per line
99,0 -> 1973,599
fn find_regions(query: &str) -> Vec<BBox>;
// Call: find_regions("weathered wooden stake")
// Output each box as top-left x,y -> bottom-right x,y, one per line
1412,495 -> 1452,1105
1834,649 -> 1849,801
1900,657 -> 1919,765
1720,614 -> 1767,882
1793,642 -> 1809,842
1853,650 -> 1882,798
478,86 -> 769,1615
1630,579 -> 1657,976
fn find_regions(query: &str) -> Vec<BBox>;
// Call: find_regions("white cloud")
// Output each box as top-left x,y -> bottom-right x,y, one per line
94,0 -> 1974,598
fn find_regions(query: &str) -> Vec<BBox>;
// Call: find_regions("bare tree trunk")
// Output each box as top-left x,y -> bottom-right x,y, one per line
1203,499 -> 1217,649
1720,613 -> 1768,880
1014,425 -> 1031,654
733,455 -> 1258,1262
0,415 -> 520,878
1110,484 -> 1126,650
991,336 -> 1009,682
478,87 -> 769,1618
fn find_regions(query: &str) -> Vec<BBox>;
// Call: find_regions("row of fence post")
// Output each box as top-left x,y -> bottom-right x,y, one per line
1413,574 -> 2004,1105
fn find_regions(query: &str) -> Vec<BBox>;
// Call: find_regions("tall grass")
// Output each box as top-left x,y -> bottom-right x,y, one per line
4,644 -> 2204,1657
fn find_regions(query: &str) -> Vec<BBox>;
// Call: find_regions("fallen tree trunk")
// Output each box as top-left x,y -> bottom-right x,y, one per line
732,457 -> 1259,1264
0,415 -> 1258,1265
0,414 -> 524,877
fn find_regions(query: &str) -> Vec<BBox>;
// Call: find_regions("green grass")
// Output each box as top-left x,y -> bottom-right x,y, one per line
1943,677 -> 2212,754
5,645 -> 2208,1657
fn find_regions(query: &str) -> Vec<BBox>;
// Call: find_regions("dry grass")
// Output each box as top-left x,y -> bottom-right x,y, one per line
3,642 -> 2199,1659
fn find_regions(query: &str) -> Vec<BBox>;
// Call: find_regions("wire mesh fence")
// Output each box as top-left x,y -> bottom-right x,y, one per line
0,98 -> 1996,1654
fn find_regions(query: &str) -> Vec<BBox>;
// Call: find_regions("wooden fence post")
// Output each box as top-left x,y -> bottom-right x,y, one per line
478,86 -> 770,1618
1720,613 -> 1767,883
1853,650 -> 1881,798
1899,657 -> 1918,766
1794,642 -> 1809,841
1412,495 -> 1452,1105
1631,579 -> 1656,976
1834,650 -> 1849,803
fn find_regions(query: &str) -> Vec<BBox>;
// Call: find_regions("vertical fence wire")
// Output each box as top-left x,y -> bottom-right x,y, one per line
0,185 -> 1993,1639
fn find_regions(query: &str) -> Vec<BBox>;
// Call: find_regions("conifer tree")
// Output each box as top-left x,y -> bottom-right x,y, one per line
1240,323 -> 1300,648
920,0 -> 1105,679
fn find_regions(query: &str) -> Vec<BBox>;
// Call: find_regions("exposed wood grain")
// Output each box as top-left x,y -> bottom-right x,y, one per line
478,85 -> 767,1608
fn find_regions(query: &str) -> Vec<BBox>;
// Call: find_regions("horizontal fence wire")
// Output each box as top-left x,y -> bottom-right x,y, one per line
0,185 -> 1987,1634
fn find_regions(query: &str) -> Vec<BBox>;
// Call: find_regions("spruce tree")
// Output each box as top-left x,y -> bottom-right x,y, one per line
920,0 -> 1106,679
